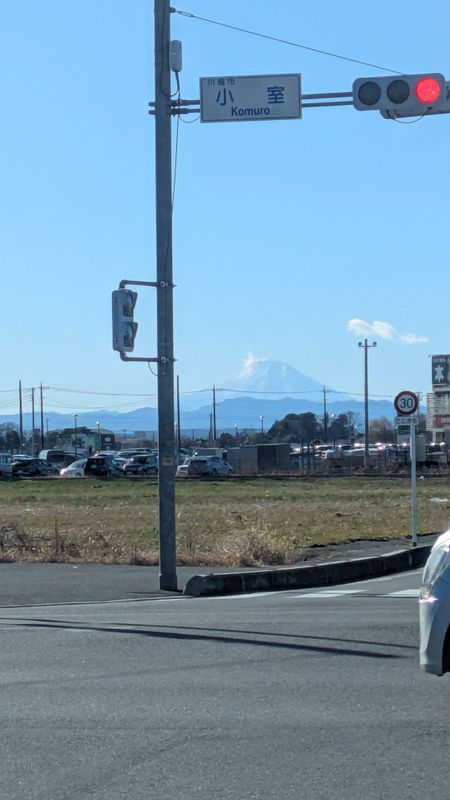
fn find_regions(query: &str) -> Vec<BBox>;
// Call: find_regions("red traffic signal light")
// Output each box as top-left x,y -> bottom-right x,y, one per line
415,77 -> 442,104
353,73 -> 447,118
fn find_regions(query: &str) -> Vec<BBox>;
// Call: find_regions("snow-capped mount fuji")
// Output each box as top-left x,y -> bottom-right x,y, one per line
178,354 -> 336,412
219,354 -> 338,402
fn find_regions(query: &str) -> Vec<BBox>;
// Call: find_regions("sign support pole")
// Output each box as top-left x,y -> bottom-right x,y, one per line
394,392 -> 420,548
154,0 -> 177,591
410,422 -> 417,547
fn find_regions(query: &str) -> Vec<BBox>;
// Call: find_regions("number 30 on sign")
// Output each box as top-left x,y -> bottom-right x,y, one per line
393,391 -> 419,416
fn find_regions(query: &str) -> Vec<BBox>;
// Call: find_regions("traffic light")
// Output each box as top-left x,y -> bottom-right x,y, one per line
112,289 -> 138,353
352,73 -> 448,118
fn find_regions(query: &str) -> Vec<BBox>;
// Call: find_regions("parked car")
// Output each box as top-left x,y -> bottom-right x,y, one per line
420,528 -> 450,675
122,454 -> 158,476
39,449 -> 67,465
112,457 -> 127,469
62,451 -> 89,464
84,454 -> 124,477
176,455 -> 233,477
59,459 -> 87,478
314,445 -> 335,459
0,453 -> 13,477
117,449 -> 156,460
12,458 -> 59,477
38,449 -> 88,469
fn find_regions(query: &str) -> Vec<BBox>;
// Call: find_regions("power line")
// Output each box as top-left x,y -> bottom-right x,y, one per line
215,387 -> 396,399
46,385 -> 212,398
48,386 -> 156,397
0,383 -> 412,414
172,8 -> 403,75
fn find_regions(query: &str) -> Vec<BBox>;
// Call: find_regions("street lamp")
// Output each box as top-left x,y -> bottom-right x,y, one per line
358,339 -> 377,467
260,415 -> 264,436
96,420 -> 100,453
74,414 -> 78,459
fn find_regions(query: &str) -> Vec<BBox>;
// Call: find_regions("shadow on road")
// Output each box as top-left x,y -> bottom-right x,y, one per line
0,617 -> 408,660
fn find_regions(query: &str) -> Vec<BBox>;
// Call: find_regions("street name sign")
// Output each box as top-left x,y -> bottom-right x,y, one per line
393,390 -> 419,416
200,74 -> 301,123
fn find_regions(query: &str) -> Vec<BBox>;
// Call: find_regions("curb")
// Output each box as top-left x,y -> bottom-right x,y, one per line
183,545 -> 431,597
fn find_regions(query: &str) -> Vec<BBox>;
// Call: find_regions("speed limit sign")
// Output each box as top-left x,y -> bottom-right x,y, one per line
394,390 -> 419,416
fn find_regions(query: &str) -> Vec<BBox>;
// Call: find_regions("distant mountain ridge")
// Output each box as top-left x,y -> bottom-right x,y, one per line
2,397 -> 402,435
0,357 -> 404,433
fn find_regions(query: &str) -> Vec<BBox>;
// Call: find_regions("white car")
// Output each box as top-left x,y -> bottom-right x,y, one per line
59,459 -> 87,478
420,528 -> 450,675
176,456 -> 233,477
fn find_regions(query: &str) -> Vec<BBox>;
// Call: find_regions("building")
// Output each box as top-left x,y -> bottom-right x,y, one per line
226,443 -> 291,474
53,427 -> 116,454
426,354 -> 450,444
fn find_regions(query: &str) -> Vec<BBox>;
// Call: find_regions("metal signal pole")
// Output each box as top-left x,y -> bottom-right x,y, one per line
154,0 -> 177,591
358,339 -> 377,467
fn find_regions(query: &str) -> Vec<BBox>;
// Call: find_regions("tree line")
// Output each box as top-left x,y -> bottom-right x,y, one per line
217,412 -> 426,447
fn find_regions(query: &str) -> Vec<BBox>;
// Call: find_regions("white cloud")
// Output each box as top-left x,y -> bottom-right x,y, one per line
346,318 -> 429,345
346,319 -> 396,339
399,333 -> 429,345
346,319 -> 372,336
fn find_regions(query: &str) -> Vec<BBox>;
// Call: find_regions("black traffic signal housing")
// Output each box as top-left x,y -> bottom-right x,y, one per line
353,73 -> 448,118
112,289 -> 138,353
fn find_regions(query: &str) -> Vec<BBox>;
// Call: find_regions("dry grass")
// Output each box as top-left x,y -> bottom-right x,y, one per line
0,475 -> 449,566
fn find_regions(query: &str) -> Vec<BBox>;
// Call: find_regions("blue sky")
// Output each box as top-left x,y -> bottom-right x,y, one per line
1,0 -> 449,418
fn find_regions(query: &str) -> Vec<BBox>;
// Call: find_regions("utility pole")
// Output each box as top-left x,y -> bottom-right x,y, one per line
212,384 -> 217,444
74,414 -> 78,459
323,387 -> 328,443
208,414 -> 213,444
358,339 -> 377,467
18,380 -> 23,451
176,375 -> 181,452
40,383 -> 44,450
154,0 -> 177,591
31,387 -> 35,457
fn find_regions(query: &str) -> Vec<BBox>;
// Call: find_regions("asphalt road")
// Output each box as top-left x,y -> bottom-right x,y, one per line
1,570 -> 447,800
0,533 -> 436,605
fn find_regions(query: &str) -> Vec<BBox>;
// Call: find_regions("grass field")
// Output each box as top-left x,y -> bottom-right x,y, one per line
1,475 -> 449,566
